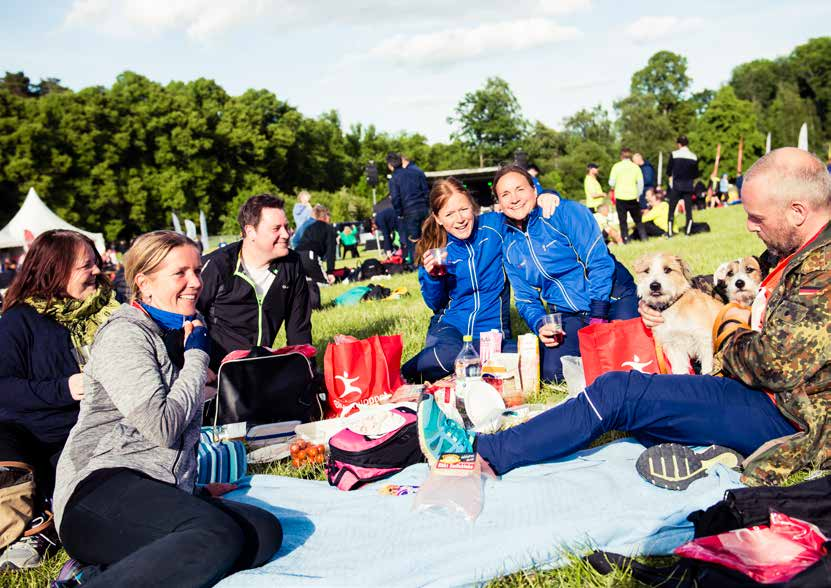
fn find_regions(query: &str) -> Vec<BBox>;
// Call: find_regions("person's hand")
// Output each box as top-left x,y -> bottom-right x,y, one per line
537,192 -> 560,218
202,483 -> 238,497
538,324 -> 563,347
638,300 -> 664,329
206,368 -> 217,385
183,319 -> 205,345
422,250 -> 446,276
68,373 -> 85,401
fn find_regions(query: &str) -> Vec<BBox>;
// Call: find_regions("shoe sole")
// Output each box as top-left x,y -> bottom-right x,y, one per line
636,443 -> 744,491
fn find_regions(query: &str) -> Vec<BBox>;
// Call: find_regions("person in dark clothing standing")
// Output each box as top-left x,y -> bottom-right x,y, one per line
295,205 -> 337,285
666,135 -> 699,237
197,194 -> 312,371
633,152 -> 656,209
0,230 -> 119,570
375,205 -> 398,257
388,152 -> 429,264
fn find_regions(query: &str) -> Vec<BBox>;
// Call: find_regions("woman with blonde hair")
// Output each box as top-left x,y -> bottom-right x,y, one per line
402,178 -> 555,382
52,231 -> 282,587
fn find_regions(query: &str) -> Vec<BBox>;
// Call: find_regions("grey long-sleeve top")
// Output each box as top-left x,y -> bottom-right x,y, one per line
53,304 -> 209,532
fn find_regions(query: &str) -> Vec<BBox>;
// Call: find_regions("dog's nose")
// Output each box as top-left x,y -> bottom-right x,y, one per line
735,279 -> 745,289
649,281 -> 662,292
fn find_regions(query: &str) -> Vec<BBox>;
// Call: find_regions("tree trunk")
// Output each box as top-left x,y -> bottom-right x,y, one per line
479,151 -> 484,168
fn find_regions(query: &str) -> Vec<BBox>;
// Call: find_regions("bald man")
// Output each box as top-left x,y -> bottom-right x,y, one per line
418,147 -> 831,489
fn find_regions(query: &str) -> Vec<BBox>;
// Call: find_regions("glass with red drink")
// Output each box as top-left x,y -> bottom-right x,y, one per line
429,247 -> 448,276
541,313 -> 564,345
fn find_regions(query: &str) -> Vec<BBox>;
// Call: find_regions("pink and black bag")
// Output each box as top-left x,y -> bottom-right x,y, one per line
325,406 -> 423,491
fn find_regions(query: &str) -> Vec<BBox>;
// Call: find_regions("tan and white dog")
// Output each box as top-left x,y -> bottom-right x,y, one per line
634,253 -> 724,375
713,256 -> 763,306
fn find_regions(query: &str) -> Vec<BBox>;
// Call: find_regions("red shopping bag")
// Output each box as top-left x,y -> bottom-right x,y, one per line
578,318 -> 669,386
324,334 -> 404,418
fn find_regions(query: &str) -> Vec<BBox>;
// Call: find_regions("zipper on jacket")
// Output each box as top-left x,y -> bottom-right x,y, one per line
234,258 -> 265,346
509,224 -> 580,312
465,242 -> 480,337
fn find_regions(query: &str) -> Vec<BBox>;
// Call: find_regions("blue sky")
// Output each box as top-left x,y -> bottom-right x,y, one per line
1,0 -> 829,143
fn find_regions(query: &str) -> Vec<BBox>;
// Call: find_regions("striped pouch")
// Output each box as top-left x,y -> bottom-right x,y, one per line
196,428 -> 247,485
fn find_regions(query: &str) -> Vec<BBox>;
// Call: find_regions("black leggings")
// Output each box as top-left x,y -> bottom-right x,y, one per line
615,199 -> 646,242
60,469 -> 282,588
668,189 -> 694,235
342,243 -> 360,258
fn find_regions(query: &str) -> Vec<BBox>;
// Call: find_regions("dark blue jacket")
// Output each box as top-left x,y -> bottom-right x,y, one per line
389,166 -> 429,217
418,212 -> 511,339
641,161 -> 656,189
503,202 -> 620,332
0,304 -> 80,444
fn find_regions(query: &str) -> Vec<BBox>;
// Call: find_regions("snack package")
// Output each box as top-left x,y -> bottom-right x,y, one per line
518,334 -> 540,396
412,453 -> 485,522
482,352 -> 524,407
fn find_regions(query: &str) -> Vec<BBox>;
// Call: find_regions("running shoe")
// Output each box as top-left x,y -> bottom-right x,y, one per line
417,392 -> 474,466
636,443 -> 744,491
0,515 -> 58,570
51,558 -> 102,587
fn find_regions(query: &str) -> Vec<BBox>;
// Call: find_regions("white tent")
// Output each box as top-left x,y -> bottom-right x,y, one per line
0,187 -> 106,253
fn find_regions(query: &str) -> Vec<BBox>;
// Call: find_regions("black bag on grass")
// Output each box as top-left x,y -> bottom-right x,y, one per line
206,345 -> 324,426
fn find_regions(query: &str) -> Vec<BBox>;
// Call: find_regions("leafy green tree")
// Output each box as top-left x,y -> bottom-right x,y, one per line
788,37 -> 831,136
689,86 -> 765,179
730,59 -> 789,110
631,51 -> 691,116
562,105 -> 614,146
763,82 -> 822,151
614,93 -> 675,158
448,77 -> 528,166
552,140 -> 615,201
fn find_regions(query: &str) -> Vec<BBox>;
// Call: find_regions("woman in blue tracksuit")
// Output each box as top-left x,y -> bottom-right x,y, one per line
494,165 -> 639,381
401,178 -> 555,382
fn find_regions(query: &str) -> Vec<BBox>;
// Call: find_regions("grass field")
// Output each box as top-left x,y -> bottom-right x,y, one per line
1,205 -> 766,587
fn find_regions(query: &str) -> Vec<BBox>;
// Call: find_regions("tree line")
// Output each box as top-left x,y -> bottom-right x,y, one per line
0,37 -> 828,240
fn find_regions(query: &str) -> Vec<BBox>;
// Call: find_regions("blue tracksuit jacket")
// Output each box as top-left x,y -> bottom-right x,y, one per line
418,212 -> 511,339
503,201 -> 618,333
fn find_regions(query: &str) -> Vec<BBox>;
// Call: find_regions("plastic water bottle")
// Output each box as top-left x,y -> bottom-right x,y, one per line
455,335 -> 481,383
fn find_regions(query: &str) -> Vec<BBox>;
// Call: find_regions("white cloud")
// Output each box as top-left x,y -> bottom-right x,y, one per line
624,16 -> 705,43
64,0 -> 279,40
369,18 -> 582,67
63,0 -> 591,41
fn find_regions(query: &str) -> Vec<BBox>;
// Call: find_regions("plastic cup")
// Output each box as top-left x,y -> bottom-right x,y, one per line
429,247 -> 448,276
541,313 -> 564,344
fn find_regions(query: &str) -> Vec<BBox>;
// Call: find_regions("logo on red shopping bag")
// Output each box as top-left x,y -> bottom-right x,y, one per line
620,355 -> 653,372
334,371 -> 364,403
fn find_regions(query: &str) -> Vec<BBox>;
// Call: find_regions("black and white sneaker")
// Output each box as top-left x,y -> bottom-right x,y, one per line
636,443 -> 744,491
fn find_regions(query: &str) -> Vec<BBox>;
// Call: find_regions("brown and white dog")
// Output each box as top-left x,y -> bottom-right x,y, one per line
634,253 -> 724,375
712,256 -> 763,306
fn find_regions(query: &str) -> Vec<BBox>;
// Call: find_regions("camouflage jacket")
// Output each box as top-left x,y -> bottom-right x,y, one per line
714,221 -> 831,486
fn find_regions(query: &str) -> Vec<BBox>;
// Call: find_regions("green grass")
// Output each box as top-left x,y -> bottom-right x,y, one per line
0,206 -> 780,587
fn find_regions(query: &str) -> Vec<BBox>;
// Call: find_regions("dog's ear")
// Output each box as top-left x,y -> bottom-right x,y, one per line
713,261 -> 730,284
633,254 -> 652,275
674,256 -> 693,282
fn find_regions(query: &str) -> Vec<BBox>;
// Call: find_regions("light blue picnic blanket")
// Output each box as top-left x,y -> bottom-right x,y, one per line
219,439 -> 743,587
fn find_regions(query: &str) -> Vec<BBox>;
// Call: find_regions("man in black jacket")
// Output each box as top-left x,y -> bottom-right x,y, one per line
295,204 -> 337,286
197,194 -> 312,370
388,152 -> 429,264
666,135 -> 699,237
